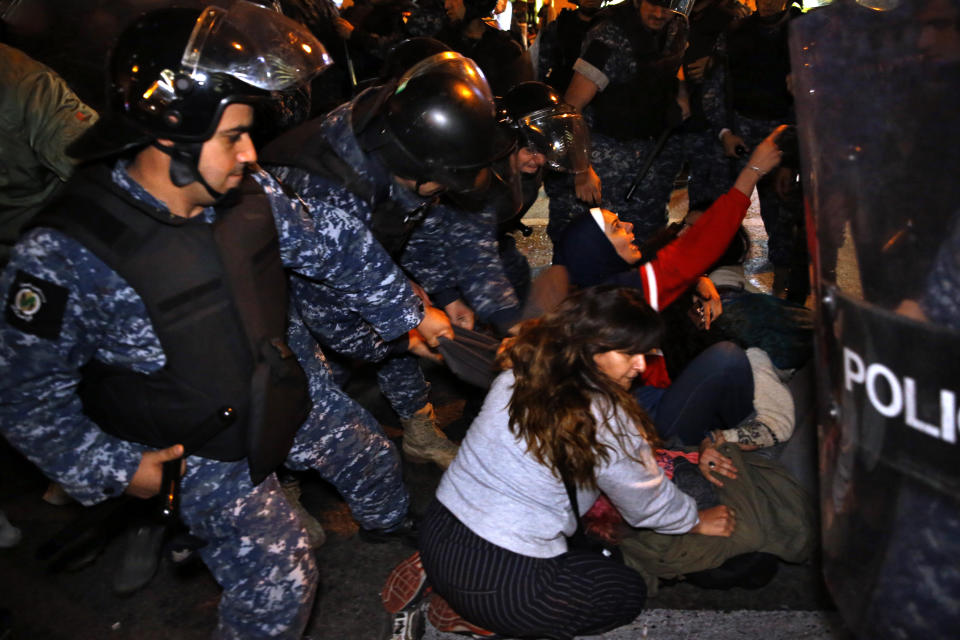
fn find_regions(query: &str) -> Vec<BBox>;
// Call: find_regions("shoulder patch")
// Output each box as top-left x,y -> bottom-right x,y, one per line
5,270 -> 69,340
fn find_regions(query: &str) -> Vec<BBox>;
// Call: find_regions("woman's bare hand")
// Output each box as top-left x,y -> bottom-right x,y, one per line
746,124 -> 787,175
732,125 -> 787,196
691,505 -> 736,537
693,276 -> 722,330
698,446 -> 738,487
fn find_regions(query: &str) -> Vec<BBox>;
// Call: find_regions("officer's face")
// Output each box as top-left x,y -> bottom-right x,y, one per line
580,0 -> 605,16
756,0 -> 788,17
639,0 -> 671,31
600,209 -> 642,263
445,0 -> 466,22
197,103 -> 257,197
917,0 -> 960,63
513,147 -> 546,174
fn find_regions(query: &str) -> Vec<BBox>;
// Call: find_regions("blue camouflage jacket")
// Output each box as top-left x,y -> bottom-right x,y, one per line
0,160 -> 420,505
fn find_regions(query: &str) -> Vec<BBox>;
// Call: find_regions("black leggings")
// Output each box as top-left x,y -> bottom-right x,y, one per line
419,500 -> 647,640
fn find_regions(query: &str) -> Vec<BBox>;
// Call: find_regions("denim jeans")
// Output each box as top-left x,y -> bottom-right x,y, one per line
633,342 -> 754,445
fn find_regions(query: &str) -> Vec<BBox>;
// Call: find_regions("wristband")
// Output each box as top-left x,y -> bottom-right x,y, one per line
748,165 -> 766,176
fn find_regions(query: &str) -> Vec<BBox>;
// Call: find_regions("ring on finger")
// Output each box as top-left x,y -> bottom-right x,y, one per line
708,461 -> 716,469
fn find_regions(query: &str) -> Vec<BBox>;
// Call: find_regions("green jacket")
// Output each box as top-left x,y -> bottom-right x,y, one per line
619,443 -> 816,595
0,43 -> 98,265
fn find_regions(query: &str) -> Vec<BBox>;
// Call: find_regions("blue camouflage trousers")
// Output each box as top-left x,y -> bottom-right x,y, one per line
286,310 -> 410,529
681,66 -> 734,211
290,278 -> 430,420
546,131 -> 686,247
171,312 -> 413,638
180,462 -> 316,640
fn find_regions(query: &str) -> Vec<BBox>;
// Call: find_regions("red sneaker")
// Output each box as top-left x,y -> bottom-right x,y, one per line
382,551 -> 431,614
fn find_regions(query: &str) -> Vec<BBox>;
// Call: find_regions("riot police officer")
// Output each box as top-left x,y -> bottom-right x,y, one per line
549,0 -> 692,245
0,3 -> 436,636
407,80 -> 590,333
262,50 -> 512,468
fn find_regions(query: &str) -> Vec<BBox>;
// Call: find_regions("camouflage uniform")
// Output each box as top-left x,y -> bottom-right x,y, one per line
267,98 -> 433,420
535,7 -> 594,94
405,0 -> 450,38
0,161 -> 416,638
404,198 -> 524,335
547,13 -> 687,246
677,35 -> 734,210
285,307 -> 409,530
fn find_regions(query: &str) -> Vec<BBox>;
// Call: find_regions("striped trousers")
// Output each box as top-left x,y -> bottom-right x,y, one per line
419,500 -> 646,640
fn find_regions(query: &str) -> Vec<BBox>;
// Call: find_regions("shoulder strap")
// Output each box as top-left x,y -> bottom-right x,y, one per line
29,164 -> 182,269
260,119 -> 378,205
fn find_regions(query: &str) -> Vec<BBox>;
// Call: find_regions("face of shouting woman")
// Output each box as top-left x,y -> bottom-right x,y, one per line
600,209 -> 643,264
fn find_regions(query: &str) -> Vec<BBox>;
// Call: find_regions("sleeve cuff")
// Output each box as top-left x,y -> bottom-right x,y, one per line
488,306 -> 523,337
431,288 -> 461,309
385,334 -> 411,358
572,59 -> 609,91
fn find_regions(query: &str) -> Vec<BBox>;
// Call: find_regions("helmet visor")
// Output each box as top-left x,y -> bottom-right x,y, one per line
182,2 -> 332,91
396,51 -> 494,104
521,106 -> 591,173
647,0 -> 694,18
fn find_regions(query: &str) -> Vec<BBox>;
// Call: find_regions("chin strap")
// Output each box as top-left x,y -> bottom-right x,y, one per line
152,141 -> 229,203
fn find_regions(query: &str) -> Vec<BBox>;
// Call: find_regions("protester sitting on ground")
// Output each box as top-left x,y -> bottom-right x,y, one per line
409,286 -> 736,639
553,126 -> 795,457
645,205 -> 814,380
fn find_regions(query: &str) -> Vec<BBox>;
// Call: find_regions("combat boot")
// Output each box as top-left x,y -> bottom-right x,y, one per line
280,477 -> 326,549
400,403 -> 458,469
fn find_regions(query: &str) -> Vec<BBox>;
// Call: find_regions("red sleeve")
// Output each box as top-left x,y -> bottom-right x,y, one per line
645,188 -> 751,310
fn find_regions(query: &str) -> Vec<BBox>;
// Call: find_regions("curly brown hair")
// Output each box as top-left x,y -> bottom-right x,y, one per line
498,285 -> 664,488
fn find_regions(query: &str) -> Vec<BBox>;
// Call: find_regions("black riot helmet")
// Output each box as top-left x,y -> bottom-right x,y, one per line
379,37 -> 453,82
69,1 -> 331,195
358,52 -> 515,195
498,81 -> 590,174
463,0 -> 499,22
641,0 -> 695,18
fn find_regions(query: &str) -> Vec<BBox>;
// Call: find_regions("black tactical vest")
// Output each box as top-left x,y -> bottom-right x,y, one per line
589,3 -> 688,140
260,103 -> 430,260
31,165 -> 311,484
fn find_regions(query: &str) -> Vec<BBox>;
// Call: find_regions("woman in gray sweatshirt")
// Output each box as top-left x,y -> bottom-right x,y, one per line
418,285 -> 736,639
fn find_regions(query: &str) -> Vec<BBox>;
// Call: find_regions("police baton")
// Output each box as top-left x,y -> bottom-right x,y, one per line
343,40 -> 358,94
37,407 -> 236,571
625,127 -> 672,202
158,406 -> 235,521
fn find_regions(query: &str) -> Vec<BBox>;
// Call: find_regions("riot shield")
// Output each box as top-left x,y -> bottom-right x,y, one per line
791,1 -> 960,637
